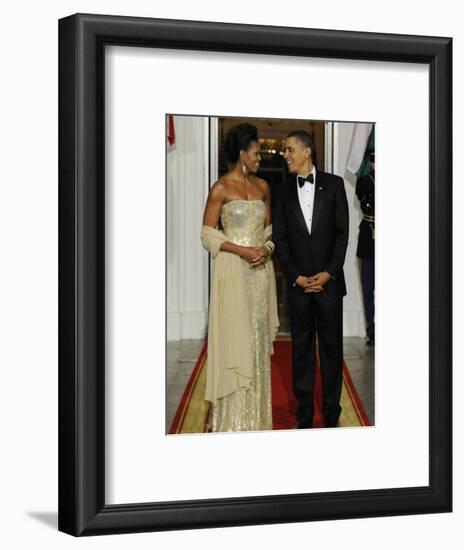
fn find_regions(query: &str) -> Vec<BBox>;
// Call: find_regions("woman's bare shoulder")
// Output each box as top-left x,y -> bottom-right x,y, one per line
253,176 -> 270,195
209,176 -> 228,198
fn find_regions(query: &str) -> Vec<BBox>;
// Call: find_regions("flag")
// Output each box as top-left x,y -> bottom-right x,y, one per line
168,115 -> 175,145
346,123 -> 374,175
356,126 -> 375,177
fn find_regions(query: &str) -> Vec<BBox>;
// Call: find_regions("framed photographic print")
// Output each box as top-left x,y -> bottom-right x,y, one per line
164,114 -> 375,435
59,13 -> 452,536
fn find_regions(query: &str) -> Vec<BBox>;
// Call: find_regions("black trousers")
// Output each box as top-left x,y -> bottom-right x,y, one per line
287,288 -> 344,425
360,258 -> 375,339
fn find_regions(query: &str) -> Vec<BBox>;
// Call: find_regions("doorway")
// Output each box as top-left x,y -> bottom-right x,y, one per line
217,117 -> 326,335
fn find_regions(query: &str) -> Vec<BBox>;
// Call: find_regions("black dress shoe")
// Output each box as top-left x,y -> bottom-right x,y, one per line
295,420 -> 313,429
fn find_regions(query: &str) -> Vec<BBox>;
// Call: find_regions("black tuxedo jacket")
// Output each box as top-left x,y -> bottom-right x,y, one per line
273,170 -> 349,298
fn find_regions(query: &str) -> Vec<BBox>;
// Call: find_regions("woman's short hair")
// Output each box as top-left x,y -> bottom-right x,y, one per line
224,123 -> 259,164
287,130 -> 317,166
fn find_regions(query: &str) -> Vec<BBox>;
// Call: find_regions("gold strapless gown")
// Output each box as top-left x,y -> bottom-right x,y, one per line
209,200 -> 276,432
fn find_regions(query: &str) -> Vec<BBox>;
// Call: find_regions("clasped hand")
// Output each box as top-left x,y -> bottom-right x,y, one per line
241,246 -> 269,267
296,272 -> 331,293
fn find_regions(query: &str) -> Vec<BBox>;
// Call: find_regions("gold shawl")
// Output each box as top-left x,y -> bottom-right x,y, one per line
200,225 -> 279,403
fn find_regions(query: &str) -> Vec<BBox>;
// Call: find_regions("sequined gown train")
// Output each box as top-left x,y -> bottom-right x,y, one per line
210,199 -> 275,432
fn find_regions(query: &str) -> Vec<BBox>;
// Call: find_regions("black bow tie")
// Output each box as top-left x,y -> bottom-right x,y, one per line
297,174 -> 314,187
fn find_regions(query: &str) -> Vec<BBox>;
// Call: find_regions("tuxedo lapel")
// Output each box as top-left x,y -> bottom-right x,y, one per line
288,177 -> 310,238
311,170 -> 326,233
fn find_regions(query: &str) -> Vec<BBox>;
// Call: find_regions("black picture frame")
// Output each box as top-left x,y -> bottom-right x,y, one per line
58,13 -> 452,536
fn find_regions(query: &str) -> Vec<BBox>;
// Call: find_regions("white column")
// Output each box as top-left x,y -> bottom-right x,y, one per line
333,122 -> 367,338
166,116 -> 209,341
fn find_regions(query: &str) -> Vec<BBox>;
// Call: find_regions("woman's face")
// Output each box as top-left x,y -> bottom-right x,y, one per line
241,141 -> 261,174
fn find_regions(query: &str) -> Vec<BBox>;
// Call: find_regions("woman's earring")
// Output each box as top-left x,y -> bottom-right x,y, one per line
242,163 -> 247,175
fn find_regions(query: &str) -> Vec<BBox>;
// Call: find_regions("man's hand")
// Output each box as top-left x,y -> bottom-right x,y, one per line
294,275 -> 322,293
304,271 -> 331,293
295,275 -> 312,289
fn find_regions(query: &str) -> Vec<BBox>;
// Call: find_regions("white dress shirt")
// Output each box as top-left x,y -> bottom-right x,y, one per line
297,166 -> 316,235
292,168 -> 335,287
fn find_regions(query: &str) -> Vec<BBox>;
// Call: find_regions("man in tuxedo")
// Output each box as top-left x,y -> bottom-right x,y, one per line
273,131 -> 349,428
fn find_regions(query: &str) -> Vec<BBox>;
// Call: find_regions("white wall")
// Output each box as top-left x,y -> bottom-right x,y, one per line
0,1 -> 460,549
166,115 -> 209,340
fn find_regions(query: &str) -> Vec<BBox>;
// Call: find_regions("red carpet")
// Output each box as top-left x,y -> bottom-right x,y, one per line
169,338 -> 371,434
271,338 -> 371,429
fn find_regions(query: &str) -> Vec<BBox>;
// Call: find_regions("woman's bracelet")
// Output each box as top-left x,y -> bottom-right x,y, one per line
264,240 -> 275,255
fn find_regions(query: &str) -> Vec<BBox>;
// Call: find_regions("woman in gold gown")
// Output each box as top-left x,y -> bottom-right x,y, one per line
201,124 -> 279,432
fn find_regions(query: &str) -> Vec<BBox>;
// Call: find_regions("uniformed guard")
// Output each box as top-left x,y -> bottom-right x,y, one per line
355,150 -> 375,346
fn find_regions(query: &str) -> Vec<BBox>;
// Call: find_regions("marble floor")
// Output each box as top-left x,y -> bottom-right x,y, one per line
165,336 -> 375,433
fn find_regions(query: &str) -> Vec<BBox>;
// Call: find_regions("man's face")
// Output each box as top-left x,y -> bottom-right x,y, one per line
283,136 -> 311,174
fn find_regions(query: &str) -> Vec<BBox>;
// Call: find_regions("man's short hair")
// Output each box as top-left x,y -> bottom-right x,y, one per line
287,130 -> 317,166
